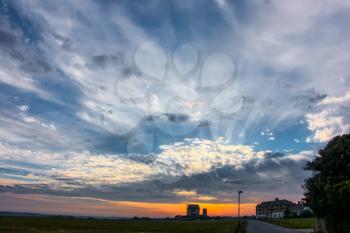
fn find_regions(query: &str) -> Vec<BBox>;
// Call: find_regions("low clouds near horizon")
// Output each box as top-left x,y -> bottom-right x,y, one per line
0,139 -> 312,204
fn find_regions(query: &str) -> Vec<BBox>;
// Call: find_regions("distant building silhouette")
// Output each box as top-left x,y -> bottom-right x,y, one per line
256,198 -> 303,219
187,204 -> 200,218
202,208 -> 208,218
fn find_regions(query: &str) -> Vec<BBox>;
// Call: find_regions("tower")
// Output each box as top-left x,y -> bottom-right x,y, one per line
203,208 -> 208,218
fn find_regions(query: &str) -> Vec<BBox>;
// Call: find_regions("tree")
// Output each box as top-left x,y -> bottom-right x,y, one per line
303,134 -> 350,233
300,209 -> 314,218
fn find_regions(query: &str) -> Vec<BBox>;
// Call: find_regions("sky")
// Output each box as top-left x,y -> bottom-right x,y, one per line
0,0 -> 350,217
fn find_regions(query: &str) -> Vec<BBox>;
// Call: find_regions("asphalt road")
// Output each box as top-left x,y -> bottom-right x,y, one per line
247,220 -> 311,233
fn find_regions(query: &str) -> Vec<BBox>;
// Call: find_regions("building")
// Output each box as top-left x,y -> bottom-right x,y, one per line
202,208 -> 208,218
256,198 -> 303,219
176,205 -> 210,220
187,204 -> 200,218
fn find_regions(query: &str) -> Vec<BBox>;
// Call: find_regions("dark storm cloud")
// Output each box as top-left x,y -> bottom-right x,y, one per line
167,155 -> 311,196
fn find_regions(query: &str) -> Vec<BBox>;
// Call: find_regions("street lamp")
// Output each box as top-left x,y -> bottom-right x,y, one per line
238,190 -> 243,227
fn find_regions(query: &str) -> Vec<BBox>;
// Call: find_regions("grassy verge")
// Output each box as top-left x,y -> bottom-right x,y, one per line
235,220 -> 247,233
0,216 -> 246,233
265,218 -> 315,229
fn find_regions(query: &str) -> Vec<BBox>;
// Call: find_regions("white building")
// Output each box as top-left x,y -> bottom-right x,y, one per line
256,198 -> 303,219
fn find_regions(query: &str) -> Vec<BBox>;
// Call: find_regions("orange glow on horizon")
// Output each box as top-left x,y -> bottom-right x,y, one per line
0,193 -> 257,217
116,201 -> 256,217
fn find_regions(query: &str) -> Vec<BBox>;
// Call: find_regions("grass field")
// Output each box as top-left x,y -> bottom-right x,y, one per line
0,216 -> 246,233
265,218 -> 315,229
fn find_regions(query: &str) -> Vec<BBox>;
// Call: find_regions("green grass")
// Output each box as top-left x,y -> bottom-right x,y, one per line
265,218 -> 315,229
235,221 -> 247,233
0,216 -> 246,233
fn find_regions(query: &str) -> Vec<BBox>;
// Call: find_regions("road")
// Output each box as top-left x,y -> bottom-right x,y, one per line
247,220 -> 312,233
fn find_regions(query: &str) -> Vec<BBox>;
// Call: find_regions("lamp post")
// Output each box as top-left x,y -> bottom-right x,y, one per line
238,190 -> 243,228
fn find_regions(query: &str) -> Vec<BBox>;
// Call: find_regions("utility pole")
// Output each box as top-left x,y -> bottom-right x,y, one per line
238,190 -> 243,228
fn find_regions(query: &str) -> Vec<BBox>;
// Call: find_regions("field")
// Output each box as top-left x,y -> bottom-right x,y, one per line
0,216 -> 246,233
265,218 -> 315,229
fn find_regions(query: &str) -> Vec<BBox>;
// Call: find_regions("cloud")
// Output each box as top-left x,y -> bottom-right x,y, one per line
156,138 -> 264,177
0,138 -> 314,203
0,27 -> 17,47
0,138 -> 264,188
197,195 -> 216,201
0,17 -> 53,99
173,189 -> 197,197
214,0 -> 226,8
319,91 -> 350,105
0,0 -> 349,210
0,0 -> 349,151
17,105 -> 29,112
306,91 -> 350,142
173,189 -> 216,201
20,113 -> 56,131
88,53 -> 124,69
162,150 -> 314,203
0,143 -> 156,187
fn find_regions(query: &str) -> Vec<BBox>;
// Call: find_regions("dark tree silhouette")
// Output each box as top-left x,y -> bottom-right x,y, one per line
303,134 -> 350,233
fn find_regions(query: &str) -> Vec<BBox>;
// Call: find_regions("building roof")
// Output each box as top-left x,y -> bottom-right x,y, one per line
187,204 -> 200,207
256,198 -> 299,208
